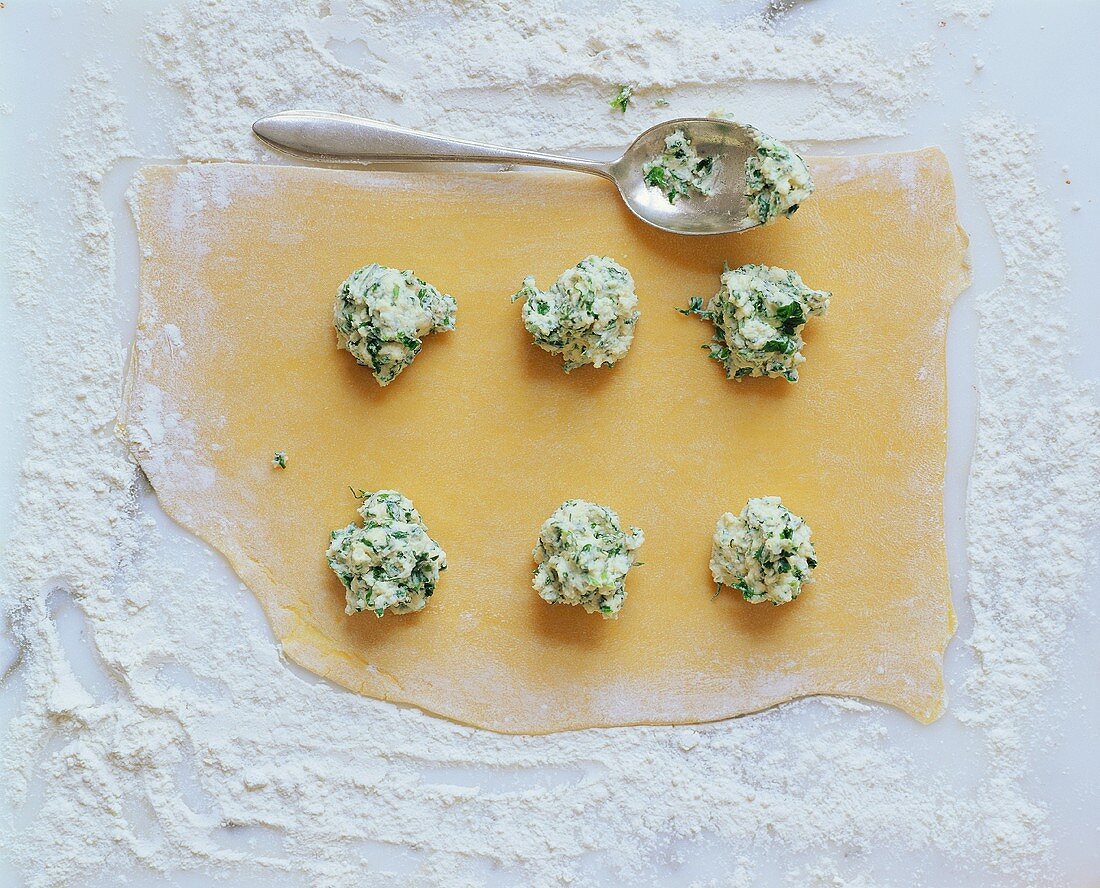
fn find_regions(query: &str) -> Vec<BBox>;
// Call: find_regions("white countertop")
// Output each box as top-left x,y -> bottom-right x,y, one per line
1,1 -> 1097,885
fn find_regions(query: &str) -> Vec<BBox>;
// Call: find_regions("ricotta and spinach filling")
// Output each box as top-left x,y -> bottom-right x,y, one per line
512,256 -> 639,371
642,130 -> 720,204
744,126 -> 814,226
532,499 -> 644,619
327,490 -> 447,617
333,263 -> 457,386
710,497 -> 816,606
679,263 -> 829,382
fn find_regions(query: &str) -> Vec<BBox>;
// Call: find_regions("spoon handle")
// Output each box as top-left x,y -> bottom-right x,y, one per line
253,110 -> 614,179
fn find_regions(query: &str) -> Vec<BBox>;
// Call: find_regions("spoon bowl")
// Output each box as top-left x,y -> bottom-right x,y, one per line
253,111 -> 764,236
609,117 -> 759,235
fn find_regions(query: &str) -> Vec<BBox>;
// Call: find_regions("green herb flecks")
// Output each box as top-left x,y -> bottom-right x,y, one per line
678,264 -> 829,382
610,85 -> 634,113
641,129 -> 719,204
327,489 -> 447,618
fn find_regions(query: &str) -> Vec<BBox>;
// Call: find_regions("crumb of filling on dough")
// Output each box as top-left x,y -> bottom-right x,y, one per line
511,255 -> 640,371
678,263 -> 830,383
532,499 -> 645,619
333,263 -> 457,386
710,496 -> 817,606
642,129 -> 720,203
743,125 -> 814,225
326,489 -> 447,617
272,451 -> 287,469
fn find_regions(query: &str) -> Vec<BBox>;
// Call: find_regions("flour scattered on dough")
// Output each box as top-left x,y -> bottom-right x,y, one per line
161,323 -> 186,355
2,3 -> 1097,887
124,383 -> 214,497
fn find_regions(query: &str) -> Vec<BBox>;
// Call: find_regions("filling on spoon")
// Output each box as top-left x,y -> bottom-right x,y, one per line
742,124 -> 814,225
642,130 -> 720,203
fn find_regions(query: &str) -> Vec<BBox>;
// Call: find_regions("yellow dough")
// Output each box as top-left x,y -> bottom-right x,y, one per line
121,151 -> 967,733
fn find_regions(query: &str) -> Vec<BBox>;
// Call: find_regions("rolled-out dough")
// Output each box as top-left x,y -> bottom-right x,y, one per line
121,150 -> 967,733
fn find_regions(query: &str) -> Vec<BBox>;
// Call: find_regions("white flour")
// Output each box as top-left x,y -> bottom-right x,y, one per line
2,2 -> 1098,886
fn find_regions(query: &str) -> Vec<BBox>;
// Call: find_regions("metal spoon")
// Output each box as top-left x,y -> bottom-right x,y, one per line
252,110 -> 763,236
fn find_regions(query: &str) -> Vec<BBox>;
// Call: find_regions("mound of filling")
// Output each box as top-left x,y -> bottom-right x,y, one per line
326,490 -> 447,617
710,497 -> 816,606
532,499 -> 645,619
333,263 -> 457,386
642,129 -> 720,203
744,126 -> 814,225
512,256 -> 640,371
679,263 -> 830,382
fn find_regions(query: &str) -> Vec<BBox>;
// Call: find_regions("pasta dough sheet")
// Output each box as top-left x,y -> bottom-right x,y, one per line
122,150 -> 967,733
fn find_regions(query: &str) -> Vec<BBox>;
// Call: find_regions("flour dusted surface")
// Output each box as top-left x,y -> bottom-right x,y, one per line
1,3 -> 1098,888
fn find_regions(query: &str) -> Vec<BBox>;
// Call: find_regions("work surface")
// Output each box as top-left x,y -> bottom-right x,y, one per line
1,1 -> 1098,886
